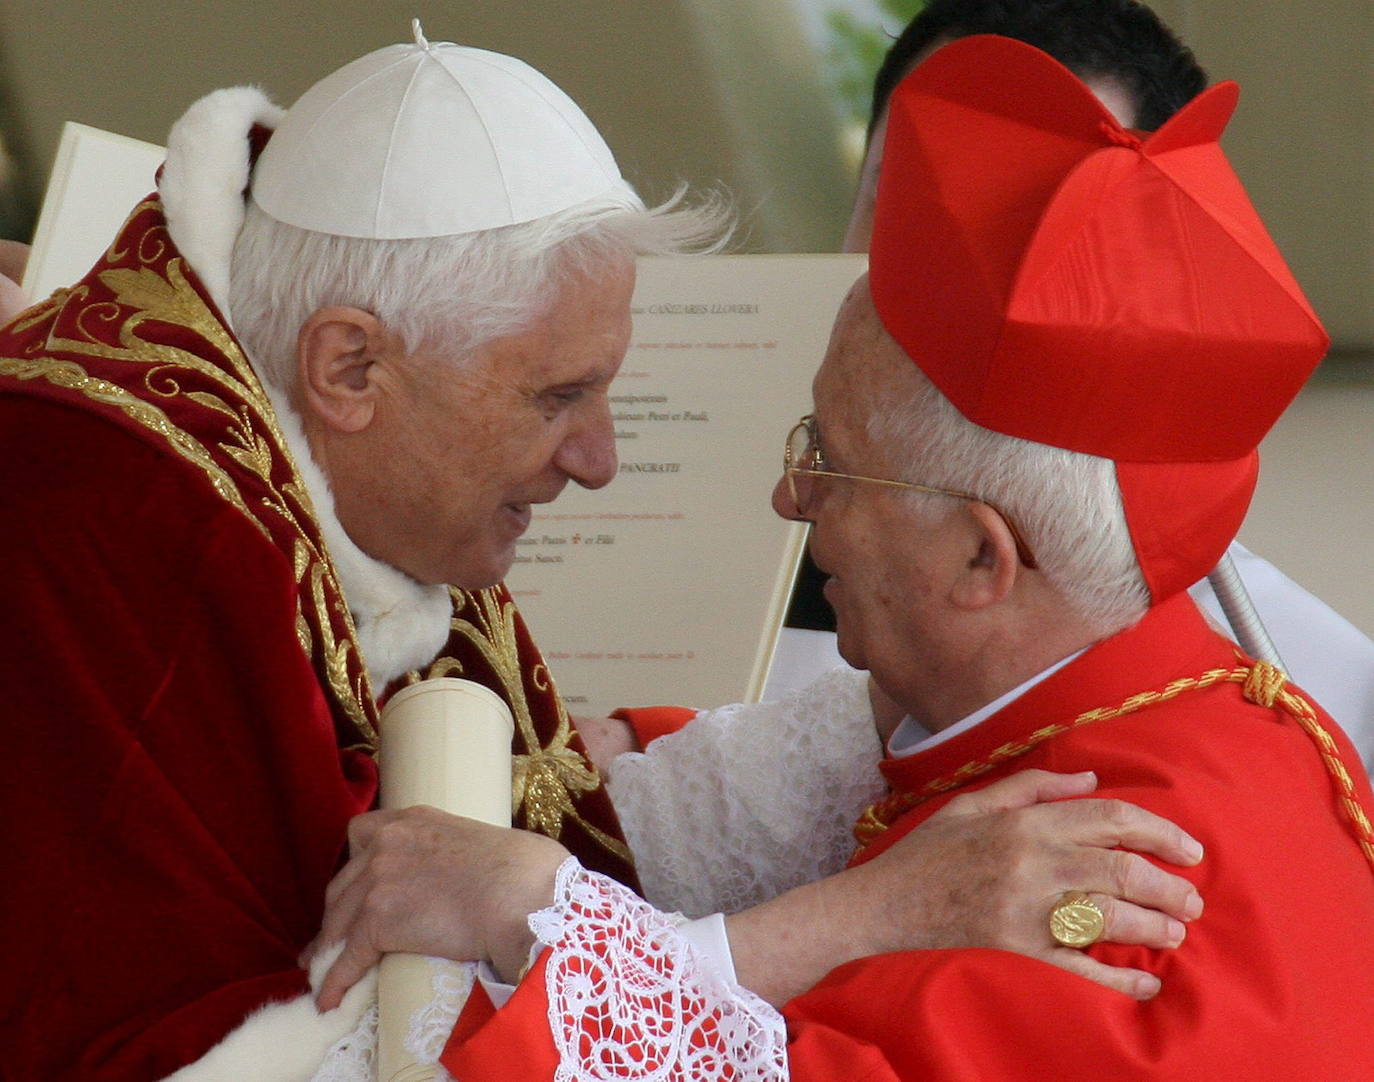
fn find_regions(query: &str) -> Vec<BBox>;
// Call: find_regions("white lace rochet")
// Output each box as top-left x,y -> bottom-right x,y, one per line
531,859 -> 788,1082
607,666 -> 884,917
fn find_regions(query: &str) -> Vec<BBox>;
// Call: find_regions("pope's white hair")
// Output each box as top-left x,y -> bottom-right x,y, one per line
867,366 -> 1150,633
228,187 -> 730,390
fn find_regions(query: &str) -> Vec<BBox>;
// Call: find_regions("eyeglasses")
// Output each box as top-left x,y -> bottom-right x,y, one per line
783,414 -> 1039,569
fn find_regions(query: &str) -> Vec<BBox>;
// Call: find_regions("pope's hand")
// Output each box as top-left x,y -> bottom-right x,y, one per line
0,240 -> 30,323
727,769 -> 1203,1005
308,807 -> 569,1011
571,713 -> 639,775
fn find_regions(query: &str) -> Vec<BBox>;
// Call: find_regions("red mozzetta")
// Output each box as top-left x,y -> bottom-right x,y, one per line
443,593 -> 1374,1079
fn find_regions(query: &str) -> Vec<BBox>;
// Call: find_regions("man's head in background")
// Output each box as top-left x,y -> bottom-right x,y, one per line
844,0 -> 1206,250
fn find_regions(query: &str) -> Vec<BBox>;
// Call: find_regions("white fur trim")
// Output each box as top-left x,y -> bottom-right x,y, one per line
263,382 -> 453,690
159,946 -> 376,1082
161,86 -> 284,320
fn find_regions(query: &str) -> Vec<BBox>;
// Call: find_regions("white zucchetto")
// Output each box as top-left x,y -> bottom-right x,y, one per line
251,19 -> 636,239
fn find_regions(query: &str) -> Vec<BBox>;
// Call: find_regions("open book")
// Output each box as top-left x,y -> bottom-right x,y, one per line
25,121 -> 865,715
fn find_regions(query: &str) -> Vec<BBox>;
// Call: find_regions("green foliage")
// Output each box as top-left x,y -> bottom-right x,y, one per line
823,0 -> 927,127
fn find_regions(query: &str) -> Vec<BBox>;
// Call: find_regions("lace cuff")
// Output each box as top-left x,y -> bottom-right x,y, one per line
530,859 -> 788,1082
310,957 -> 470,1082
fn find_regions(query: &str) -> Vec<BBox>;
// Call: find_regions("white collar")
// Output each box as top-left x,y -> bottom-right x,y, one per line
161,86 -> 452,691
887,647 -> 1086,759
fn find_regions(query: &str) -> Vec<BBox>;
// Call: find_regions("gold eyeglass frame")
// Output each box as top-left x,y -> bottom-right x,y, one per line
783,414 -> 1039,570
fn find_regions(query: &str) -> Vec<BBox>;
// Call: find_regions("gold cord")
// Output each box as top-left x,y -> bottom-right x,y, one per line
854,659 -> 1374,872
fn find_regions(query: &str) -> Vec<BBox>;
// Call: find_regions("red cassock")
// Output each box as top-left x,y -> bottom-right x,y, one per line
443,593 -> 1374,1079
0,194 -> 637,1079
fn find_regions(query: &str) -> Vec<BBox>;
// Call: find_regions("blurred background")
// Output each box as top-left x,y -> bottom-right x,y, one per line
0,0 -> 1367,339
0,0 -> 1368,631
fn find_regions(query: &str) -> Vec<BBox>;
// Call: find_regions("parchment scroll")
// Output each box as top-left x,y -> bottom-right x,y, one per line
377,678 -> 514,1082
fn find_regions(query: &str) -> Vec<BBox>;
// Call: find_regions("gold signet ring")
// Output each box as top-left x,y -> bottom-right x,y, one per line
1049,891 -> 1106,948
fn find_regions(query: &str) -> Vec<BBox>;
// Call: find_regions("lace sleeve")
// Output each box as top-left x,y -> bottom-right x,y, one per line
309,957 -> 473,1082
531,859 -> 787,1082
606,666 -> 886,916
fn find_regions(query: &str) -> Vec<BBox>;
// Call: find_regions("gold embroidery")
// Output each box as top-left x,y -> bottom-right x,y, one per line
102,260 -> 257,387
438,587 -> 632,862
293,539 -> 315,660
855,660 -> 1374,871
10,290 -> 66,334
106,199 -> 160,265
300,556 -> 375,750
0,353 -> 264,535
101,266 -> 212,342
422,658 -> 468,681
0,219 -> 379,753
295,612 -> 314,659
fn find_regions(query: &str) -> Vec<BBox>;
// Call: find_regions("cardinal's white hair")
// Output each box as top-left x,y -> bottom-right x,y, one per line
867,363 -> 1150,632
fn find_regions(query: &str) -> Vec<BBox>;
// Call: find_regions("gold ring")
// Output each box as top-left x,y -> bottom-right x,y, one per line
1049,891 -> 1105,949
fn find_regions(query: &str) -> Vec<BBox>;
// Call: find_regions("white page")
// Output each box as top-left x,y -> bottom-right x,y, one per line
505,254 -> 866,715
23,122 -> 165,300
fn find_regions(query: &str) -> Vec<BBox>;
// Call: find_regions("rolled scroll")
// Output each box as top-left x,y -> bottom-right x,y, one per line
377,677 -> 515,1082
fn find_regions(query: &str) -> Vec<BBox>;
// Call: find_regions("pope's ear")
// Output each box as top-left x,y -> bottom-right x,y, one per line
296,306 -> 391,433
950,501 -> 1022,610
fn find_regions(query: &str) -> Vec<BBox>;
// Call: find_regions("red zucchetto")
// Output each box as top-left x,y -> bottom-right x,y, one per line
868,34 -> 1329,603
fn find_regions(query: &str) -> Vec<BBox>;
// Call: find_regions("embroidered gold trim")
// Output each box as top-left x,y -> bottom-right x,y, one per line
429,587 -> 632,862
855,660 -> 1374,871
0,228 -> 379,751
0,353 -> 262,532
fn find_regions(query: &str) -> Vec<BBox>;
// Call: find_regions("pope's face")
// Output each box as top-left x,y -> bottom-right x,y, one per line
334,260 -> 634,588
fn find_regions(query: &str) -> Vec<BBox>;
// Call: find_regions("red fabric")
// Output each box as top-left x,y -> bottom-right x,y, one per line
871,35 -> 1327,465
445,978 -> 498,1051
610,705 -> 699,749
1,400 -> 376,1080
443,593 -> 1374,1078
1114,452 -> 1258,604
868,35 -> 1330,605
443,954 -> 561,1078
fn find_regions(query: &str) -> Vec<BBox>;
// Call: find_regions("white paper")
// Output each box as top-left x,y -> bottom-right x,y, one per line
505,254 -> 866,715
377,678 -> 514,1082
23,122 -> 164,300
